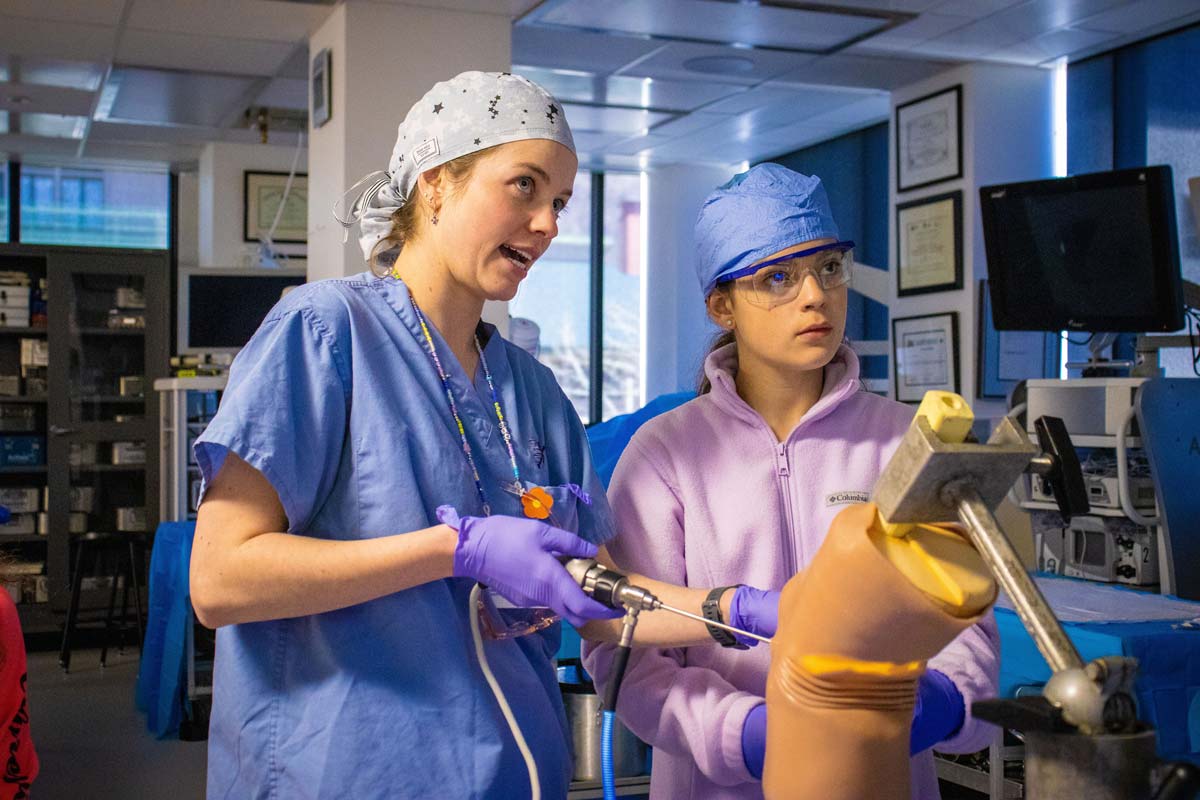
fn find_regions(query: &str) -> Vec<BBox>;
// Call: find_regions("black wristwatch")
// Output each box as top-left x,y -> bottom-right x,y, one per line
702,585 -> 748,650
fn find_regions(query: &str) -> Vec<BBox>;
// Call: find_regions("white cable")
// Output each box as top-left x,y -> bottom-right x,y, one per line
258,130 -> 306,266
468,583 -> 541,800
1116,403 -> 1159,528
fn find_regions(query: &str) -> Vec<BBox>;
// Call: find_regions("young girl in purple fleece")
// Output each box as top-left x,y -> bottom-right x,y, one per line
581,164 -> 1000,800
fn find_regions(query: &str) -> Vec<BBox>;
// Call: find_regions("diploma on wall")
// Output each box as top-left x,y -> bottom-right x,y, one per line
896,191 -> 962,297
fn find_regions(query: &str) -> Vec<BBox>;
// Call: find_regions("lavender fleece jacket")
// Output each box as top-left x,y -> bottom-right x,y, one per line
582,343 -> 1000,800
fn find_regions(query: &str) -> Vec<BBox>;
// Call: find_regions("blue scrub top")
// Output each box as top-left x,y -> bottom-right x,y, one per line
194,272 -> 615,799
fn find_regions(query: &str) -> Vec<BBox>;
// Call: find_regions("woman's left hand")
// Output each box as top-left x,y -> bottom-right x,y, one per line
728,585 -> 781,645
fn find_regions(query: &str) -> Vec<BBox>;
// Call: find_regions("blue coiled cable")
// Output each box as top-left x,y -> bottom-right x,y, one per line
601,709 -> 617,800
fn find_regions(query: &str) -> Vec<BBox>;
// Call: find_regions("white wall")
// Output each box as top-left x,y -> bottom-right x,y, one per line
643,163 -> 732,398
307,3 -> 511,283
889,62 -> 1054,419
177,170 -> 199,266
198,140 -> 308,268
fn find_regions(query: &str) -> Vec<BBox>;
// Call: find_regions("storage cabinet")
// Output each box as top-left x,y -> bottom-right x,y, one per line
0,244 -> 168,632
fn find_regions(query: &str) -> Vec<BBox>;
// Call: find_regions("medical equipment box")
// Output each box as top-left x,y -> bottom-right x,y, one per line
36,512 -> 87,535
0,376 -> 19,397
19,339 -> 47,376
0,287 -> 30,329
115,507 -> 146,532
44,485 -> 96,513
0,488 -> 40,514
0,514 -> 36,536
69,442 -> 97,466
1031,472 -> 1157,510
0,405 -> 37,433
1025,378 -> 1147,438
0,436 -> 44,466
0,309 -> 29,328
114,287 -> 146,309
118,375 -> 144,397
111,441 -> 145,465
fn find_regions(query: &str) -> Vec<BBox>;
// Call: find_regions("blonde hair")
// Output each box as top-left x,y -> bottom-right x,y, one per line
369,147 -> 497,275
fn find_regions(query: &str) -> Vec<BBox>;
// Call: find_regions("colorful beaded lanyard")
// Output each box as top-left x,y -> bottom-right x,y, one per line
403,281 -> 553,521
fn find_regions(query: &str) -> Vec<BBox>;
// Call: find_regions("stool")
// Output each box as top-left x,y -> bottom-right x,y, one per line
59,532 -> 148,673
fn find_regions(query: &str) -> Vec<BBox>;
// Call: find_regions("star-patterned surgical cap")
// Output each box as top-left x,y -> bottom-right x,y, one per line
334,71 -> 576,263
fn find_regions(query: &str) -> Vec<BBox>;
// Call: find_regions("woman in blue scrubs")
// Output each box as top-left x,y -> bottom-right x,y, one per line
190,72 -> 622,799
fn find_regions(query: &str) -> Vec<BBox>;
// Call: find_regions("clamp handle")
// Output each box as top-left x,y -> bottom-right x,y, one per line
1033,415 -> 1090,522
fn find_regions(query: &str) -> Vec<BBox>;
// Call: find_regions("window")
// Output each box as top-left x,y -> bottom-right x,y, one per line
508,170 -> 645,425
18,163 -> 168,249
601,172 -> 644,418
0,161 -> 7,243
510,173 -> 593,422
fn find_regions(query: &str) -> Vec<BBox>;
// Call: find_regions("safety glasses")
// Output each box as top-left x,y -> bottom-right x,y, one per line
719,240 -> 854,310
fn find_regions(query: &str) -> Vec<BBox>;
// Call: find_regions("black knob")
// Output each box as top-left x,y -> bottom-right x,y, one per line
1116,564 -> 1136,579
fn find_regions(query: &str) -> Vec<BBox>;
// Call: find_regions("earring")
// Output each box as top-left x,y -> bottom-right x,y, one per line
430,211 -> 439,226
725,320 -> 734,328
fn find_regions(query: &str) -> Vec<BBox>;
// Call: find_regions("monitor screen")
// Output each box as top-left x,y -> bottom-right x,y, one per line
979,166 -> 1184,333
179,268 -> 306,353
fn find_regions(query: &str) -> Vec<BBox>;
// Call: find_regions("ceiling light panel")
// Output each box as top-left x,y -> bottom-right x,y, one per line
525,0 -> 890,52
20,112 -> 87,139
18,57 -> 105,91
104,67 -> 259,128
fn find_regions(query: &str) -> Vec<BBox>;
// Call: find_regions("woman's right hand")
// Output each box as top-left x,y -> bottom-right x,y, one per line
439,508 -> 622,628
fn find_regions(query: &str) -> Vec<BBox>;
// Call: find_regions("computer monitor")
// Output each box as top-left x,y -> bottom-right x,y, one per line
177,267 -> 307,354
979,166 -> 1184,333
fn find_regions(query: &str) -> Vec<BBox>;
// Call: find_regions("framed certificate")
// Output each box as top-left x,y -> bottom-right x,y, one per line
896,190 -> 962,297
895,85 -> 962,192
977,280 -> 1060,399
892,312 -> 959,403
243,170 -> 308,244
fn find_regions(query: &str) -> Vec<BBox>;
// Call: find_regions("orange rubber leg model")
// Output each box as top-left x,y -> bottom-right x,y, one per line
764,503 -> 997,799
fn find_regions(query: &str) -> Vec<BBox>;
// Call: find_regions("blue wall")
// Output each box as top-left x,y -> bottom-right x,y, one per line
1067,22 -> 1200,374
766,123 -> 890,379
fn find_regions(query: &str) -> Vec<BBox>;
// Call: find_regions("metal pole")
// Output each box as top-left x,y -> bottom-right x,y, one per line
952,484 -> 1083,674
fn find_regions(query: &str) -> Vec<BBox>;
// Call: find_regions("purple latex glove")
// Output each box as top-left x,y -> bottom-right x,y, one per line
728,585 -> 781,647
437,506 -> 621,628
741,702 -> 767,779
910,669 -> 965,754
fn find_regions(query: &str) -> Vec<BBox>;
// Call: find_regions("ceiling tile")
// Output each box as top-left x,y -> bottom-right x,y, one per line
0,0 -> 125,27
772,52 -> 955,91
984,25 -> 1117,63
619,42 -> 816,85
0,17 -> 117,62
702,86 -> 810,115
829,0 -> 946,11
377,0 -> 542,14
0,82 -> 95,117
974,0 -> 1129,42
1076,0 -> 1200,34
571,130 -> 630,153
561,103 -> 674,134
117,28 -> 297,76
854,12 -> 973,47
126,0 -> 331,43
256,77 -> 307,111
103,67 -> 258,127
603,133 -> 671,155
925,0 -> 1025,18
648,111 -> 731,138
529,0 -> 889,51
515,66 -> 746,112
512,26 -> 665,74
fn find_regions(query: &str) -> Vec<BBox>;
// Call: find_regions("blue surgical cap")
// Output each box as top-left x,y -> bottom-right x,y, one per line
695,163 -> 839,296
